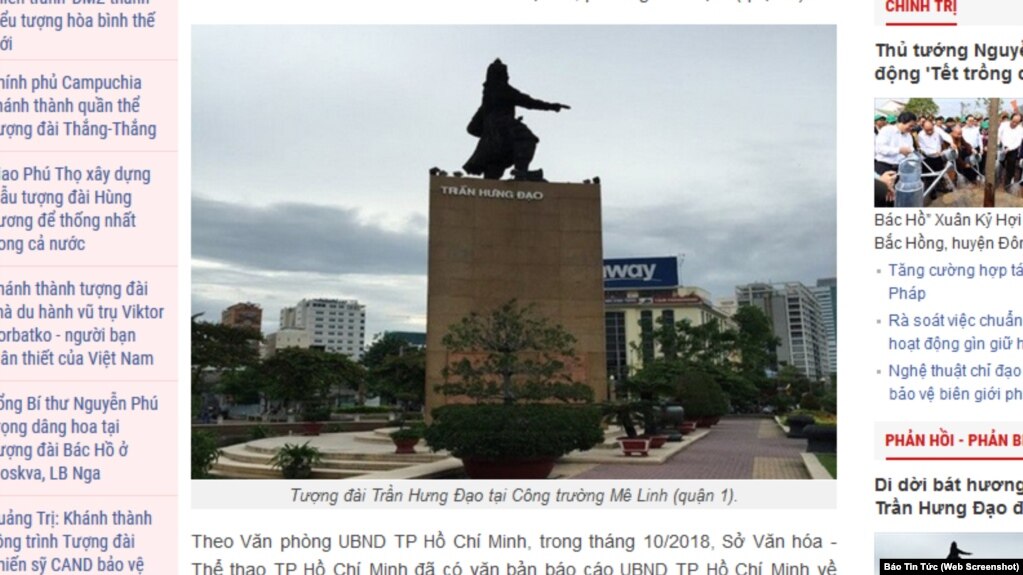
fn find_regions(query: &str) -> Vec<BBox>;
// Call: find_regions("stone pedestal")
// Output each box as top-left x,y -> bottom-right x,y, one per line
425,175 -> 607,414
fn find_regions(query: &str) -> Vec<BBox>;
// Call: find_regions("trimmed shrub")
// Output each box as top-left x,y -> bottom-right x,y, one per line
334,406 -> 394,414
676,371 -> 728,419
424,404 -> 603,460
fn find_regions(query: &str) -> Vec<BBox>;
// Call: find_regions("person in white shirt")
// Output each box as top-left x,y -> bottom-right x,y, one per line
917,119 -> 953,157
962,115 -> 982,150
1000,112 -> 1023,186
997,112 -> 1010,138
917,119 -> 954,193
875,111 -> 917,175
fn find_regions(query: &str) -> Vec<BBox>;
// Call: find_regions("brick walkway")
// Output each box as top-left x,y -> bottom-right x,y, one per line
574,417 -> 810,479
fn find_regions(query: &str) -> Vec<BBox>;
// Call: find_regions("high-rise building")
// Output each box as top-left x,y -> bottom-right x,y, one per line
736,282 -> 830,382
278,298 -> 366,359
811,278 -> 837,377
221,302 -> 262,333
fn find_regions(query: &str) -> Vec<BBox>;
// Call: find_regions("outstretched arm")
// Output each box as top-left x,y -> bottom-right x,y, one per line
510,86 -> 570,112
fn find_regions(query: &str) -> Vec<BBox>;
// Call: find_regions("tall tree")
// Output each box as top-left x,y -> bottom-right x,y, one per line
732,305 -> 781,408
362,334 -> 426,408
732,305 -> 778,374
191,319 -> 260,395
257,347 -> 364,413
904,98 -> 939,118
361,333 -> 411,372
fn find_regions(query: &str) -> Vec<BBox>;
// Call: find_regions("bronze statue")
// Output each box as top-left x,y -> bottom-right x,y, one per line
462,59 -> 570,181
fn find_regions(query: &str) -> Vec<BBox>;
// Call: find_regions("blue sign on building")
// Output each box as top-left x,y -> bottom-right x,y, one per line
603,256 -> 679,290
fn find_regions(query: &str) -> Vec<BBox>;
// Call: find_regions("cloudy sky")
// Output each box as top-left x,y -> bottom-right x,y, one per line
192,26 -> 836,338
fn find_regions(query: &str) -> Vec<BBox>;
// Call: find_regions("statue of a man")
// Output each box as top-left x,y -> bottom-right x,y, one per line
462,59 -> 570,181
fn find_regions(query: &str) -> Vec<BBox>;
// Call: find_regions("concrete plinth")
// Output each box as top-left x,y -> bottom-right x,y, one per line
425,175 -> 607,414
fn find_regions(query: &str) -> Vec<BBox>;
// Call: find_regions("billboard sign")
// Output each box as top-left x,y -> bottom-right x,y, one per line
603,256 -> 679,290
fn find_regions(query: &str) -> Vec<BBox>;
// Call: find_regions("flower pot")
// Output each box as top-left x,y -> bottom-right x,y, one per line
282,464 -> 312,479
786,415 -> 815,439
392,437 -> 419,454
460,457 -> 557,479
643,435 -> 668,449
301,422 -> 323,436
679,421 -> 697,435
618,438 -> 650,457
804,425 -> 837,453
661,404 -> 686,428
270,441 -> 322,479
696,416 -> 715,428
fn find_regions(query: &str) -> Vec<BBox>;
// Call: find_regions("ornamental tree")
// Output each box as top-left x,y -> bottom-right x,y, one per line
435,300 -> 592,404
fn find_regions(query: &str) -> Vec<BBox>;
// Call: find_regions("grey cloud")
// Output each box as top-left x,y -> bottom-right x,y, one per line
604,189 -> 835,298
192,196 -> 427,275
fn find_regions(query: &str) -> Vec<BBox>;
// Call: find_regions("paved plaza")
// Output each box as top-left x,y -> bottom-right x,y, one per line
574,418 -> 811,480
209,417 -> 820,480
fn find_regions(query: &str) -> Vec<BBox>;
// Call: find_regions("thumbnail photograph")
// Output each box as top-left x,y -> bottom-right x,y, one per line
874,97 -> 1023,207
876,532 -> 1023,575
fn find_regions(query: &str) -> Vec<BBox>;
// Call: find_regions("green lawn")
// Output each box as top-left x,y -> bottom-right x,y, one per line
814,453 -> 837,478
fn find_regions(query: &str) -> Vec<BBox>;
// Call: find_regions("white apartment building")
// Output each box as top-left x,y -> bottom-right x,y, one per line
735,282 -> 830,382
261,328 -> 311,359
277,298 -> 366,360
811,278 -> 837,377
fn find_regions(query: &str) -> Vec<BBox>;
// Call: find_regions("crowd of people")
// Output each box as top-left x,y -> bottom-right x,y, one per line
873,109 -> 1023,207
